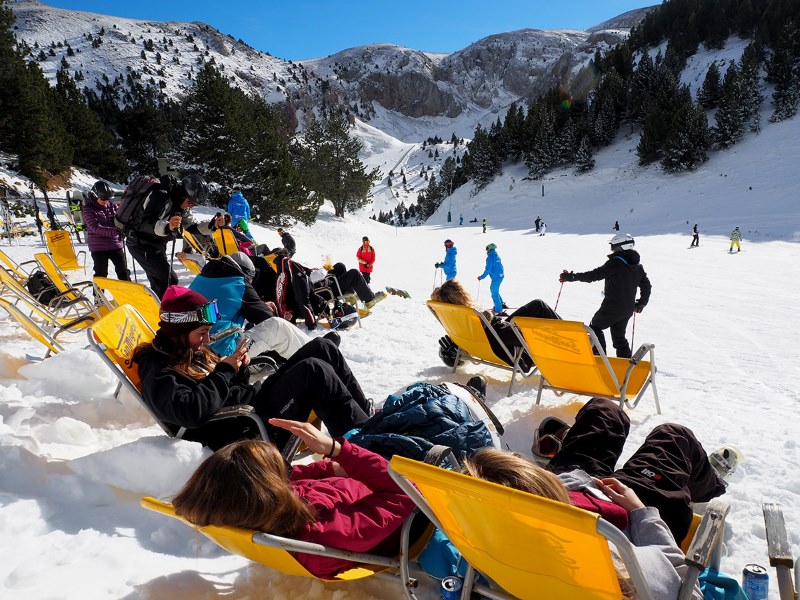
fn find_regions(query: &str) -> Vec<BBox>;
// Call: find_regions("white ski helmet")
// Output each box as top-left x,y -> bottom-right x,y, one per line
609,232 -> 635,251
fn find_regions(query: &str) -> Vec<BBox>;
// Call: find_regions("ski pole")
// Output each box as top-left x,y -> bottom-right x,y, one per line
432,266 -> 438,291
476,278 -> 482,302
553,281 -> 564,312
169,236 -> 177,285
631,311 -> 637,349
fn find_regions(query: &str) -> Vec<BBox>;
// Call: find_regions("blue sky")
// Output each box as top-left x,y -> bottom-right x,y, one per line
43,0 -> 656,60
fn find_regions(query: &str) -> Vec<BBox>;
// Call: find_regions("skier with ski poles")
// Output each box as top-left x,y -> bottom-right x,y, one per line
434,239 -> 457,282
478,243 -> 505,316
559,233 -> 651,358
82,181 -> 130,281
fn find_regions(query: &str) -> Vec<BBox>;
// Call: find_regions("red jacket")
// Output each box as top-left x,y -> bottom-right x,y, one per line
356,245 -> 375,273
290,440 -> 416,578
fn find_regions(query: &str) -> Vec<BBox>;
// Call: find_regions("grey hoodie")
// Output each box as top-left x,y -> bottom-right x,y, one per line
558,469 -> 703,600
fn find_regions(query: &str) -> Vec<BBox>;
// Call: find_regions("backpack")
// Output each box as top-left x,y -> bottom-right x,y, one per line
114,175 -> 166,235
25,270 -> 58,305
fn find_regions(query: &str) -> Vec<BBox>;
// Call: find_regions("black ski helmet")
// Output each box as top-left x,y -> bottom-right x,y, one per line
91,181 -> 113,200
179,174 -> 209,203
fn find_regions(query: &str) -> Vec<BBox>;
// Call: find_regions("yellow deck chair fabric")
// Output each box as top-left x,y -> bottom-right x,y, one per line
0,297 -> 65,357
182,231 -> 208,257
0,249 -> 37,284
427,300 -> 534,396
92,277 -> 161,328
45,230 -> 86,272
389,455 -> 654,600
179,256 -> 203,275
512,317 -> 660,413
140,497 -> 407,581
213,228 -> 239,256
0,267 -> 98,326
33,252 -> 101,315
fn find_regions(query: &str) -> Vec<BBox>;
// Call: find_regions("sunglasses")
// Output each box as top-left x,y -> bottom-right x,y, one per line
160,300 -> 220,325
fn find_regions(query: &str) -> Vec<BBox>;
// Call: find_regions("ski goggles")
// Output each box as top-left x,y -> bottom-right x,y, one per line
160,300 -> 220,325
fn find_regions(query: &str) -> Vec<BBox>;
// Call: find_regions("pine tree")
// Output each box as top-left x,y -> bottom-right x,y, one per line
302,113 -> 379,218
713,62 -> 746,149
767,23 -> 800,123
574,136 -> 595,173
661,101 -> 710,173
697,62 -> 722,109
467,125 -> 501,189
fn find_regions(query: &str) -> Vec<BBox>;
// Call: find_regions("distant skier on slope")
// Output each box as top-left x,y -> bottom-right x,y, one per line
482,218 -> 487,233
691,224 -> 699,248
729,226 -> 742,252
560,233 -> 651,358
478,243 -> 505,315
613,220 -> 620,232
534,216 -> 541,233
538,222 -> 547,236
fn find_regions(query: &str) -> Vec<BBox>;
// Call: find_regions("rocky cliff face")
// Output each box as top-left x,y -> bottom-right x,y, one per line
11,0 -> 654,131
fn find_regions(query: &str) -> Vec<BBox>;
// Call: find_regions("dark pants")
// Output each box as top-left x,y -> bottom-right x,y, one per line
91,249 -> 130,281
590,309 -> 632,358
331,263 -> 374,302
255,338 -> 370,448
361,271 -> 371,284
126,242 -> 177,299
691,234 -> 699,247
547,398 -> 726,542
509,299 -> 561,320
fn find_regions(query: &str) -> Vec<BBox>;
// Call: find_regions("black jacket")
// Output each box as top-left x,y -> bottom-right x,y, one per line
280,231 -> 296,256
127,187 -> 213,251
573,249 -> 651,317
134,341 -> 258,447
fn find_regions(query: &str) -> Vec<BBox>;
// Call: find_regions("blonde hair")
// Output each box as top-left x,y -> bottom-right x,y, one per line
464,448 -> 636,599
464,448 -> 571,503
173,439 -> 315,536
430,279 -> 476,309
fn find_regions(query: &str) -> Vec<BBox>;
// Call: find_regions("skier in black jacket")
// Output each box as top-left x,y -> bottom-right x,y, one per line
277,227 -> 296,256
560,233 -> 651,358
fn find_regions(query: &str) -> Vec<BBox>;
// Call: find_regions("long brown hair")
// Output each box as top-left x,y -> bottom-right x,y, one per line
464,448 -> 636,599
137,325 -> 220,379
430,279 -> 476,309
173,439 -> 315,537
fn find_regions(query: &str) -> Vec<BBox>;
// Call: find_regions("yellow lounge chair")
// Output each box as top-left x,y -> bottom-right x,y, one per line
178,255 -> 203,275
0,297 -> 65,358
182,230 -> 210,257
212,227 -> 240,256
140,496 -> 430,594
33,252 -> 103,318
45,229 -> 86,272
0,267 -> 99,325
87,304 -> 270,443
512,316 -> 660,413
92,277 -> 162,328
389,455 -> 729,600
427,301 -> 536,396
0,248 -> 37,284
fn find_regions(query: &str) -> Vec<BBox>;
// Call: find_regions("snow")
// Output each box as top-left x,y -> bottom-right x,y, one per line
2,100 -> 800,598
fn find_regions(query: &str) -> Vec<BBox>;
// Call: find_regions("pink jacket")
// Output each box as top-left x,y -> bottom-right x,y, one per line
290,440 -> 416,578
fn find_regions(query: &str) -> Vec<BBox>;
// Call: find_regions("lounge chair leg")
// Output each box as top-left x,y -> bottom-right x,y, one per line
452,348 -> 461,374
461,564 -> 477,600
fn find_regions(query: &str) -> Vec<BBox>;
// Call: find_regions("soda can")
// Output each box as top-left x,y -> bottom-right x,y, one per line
440,575 -> 463,600
742,564 -> 769,600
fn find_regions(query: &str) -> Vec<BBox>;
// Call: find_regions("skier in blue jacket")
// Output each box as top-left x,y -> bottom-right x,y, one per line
478,243 -> 505,314
227,186 -> 251,225
435,239 -> 457,281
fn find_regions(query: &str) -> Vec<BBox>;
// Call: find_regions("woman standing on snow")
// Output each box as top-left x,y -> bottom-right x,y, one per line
356,236 -> 375,283
82,181 -> 130,281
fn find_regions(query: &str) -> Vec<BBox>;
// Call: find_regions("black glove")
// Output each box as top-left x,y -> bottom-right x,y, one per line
634,301 -> 645,314
559,270 -> 575,283
434,262 -> 441,268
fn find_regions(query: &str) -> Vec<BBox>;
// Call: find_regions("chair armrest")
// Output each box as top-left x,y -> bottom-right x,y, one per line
764,502 -> 794,568
209,325 -> 243,343
678,499 -> 730,600
630,343 -> 655,364
211,404 -> 255,419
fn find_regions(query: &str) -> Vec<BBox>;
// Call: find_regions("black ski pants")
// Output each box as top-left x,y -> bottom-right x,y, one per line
91,249 -> 130,281
589,308 -> 632,358
691,233 -> 699,247
255,337 -> 370,448
547,398 -> 726,542
126,241 -> 178,299
509,299 -> 561,320
361,271 -> 372,284
330,263 -> 374,302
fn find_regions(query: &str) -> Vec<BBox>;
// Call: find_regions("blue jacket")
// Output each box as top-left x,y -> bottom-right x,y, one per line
347,382 -> 494,461
479,249 -> 504,280
442,246 -> 457,279
227,192 -> 251,223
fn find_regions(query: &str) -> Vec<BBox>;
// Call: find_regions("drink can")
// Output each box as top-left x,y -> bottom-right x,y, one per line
742,564 -> 769,600
440,575 -> 463,600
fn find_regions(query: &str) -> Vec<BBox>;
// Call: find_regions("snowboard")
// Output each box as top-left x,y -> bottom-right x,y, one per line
385,286 -> 411,299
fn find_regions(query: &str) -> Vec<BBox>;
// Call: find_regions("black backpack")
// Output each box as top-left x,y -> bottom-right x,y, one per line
114,175 -> 164,235
25,270 -> 59,305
